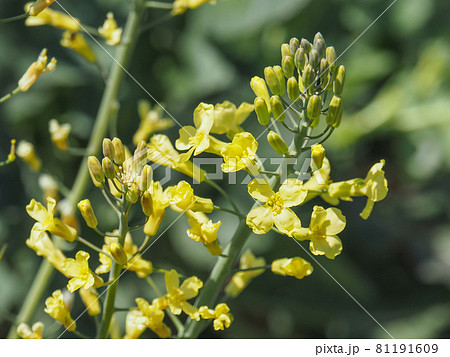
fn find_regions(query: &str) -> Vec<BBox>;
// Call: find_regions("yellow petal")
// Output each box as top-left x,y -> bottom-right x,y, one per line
246,206 -> 274,234
279,178 -> 307,207
309,235 -> 342,259
322,207 -> 346,235
175,126 -> 196,151
165,269 -> 180,293
273,208 -> 301,237
179,276 -> 203,300
247,178 -> 274,203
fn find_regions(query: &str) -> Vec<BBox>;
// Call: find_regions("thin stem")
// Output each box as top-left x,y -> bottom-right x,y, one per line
213,205 -> 244,218
145,1 -> 173,9
0,12 -> 28,24
101,188 -> 121,216
281,120 -> 299,134
306,125 -> 331,139
205,178 -> 241,215
145,276 -> 184,336
267,119 -> 282,137
7,0 -> 146,339
316,127 -> 335,145
72,330 -> 91,339
231,265 -> 269,273
0,87 -> 20,103
77,236 -> 113,259
66,147 -> 89,156
128,218 -> 148,231
259,170 -> 280,177
94,227 -> 107,237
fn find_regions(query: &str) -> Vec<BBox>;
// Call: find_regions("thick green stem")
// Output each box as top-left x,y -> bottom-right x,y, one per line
7,0 -> 145,339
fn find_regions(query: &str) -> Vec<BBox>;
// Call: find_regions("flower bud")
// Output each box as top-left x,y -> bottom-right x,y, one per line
254,97 -> 270,126
77,199 -> 98,229
79,288 -> 101,316
282,56 -> 294,78
267,131 -> 289,155
136,140 -> 147,156
287,77 -> 301,102
126,186 -> 140,204
141,191 -> 153,216
326,95 -> 343,126
294,47 -> 306,71
302,65 -> 315,93
311,144 -> 325,170
320,58 -> 330,90
326,46 -> 337,73
29,0 -> 56,16
112,137 -> 125,165
300,38 -> 312,54
109,242 -> 128,265
49,119 -> 71,151
264,66 -> 282,96
281,43 -> 291,58
250,76 -> 271,110
273,65 -> 285,96
102,138 -> 115,160
333,65 -> 346,95
270,95 -> 285,122
308,49 -> 320,69
313,34 -> 326,58
289,37 -> 299,56
88,156 -> 104,187
307,95 -> 322,125
139,164 -> 153,192
102,157 -> 116,180
16,140 -> 41,171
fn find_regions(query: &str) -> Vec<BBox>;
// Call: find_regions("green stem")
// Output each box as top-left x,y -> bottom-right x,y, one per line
145,1 -> 173,9
205,178 -> 241,214
0,87 -> 20,103
6,0 -> 146,339
0,12 -> 28,24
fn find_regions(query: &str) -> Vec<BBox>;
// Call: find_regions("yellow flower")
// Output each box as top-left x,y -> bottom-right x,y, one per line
185,210 -> 222,256
271,257 -> 313,279
44,290 -> 76,331
25,3 -> 80,31
303,157 -> 340,205
246,178 -> 306,236
77,199 -> 98,229
98,12 -> 122,46
293,206 -> 346,259
49,119 -> 71,151
16,140 -> 41,170
26,228 -> 66,273
28,0 -> 56,16
328,160 -> 388,219
17,322 -> 44,339
62,251 -> 104,292
198,303 -> 233,330
133,100 -> 173,145
250,76 -> 271,111
221,132 -> 259,173
18,48 -> 56,92
124,310 -> 149,339
26,197 -> 77,242
225,250 -> 266,297
79,288 -> 101,316
143,181 -> 170,237
172,0 -> 216,16
61,31 -> 97,62
153,269 -> 202,320
166,180 -> 214,213
210,101 -> 254,138
135,298 -> 171,338
147,134 -> 206,182
175,103 -> 215,163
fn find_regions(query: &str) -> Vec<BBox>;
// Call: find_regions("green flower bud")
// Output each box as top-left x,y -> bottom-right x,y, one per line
102,157 -> 116,180
126,186 -> 140,204
294,47 -> 306,71
287,77 -> 301,102
112,137 -> 125,165
270,95 -> 285,122
136,140 -> 147,156
289,38 -> 300,56
77,199 -> 98,229
273,65 -> 285,96
313,33 -> 326,58
102,138 -> 115,160
264,66 -> 282,96
307,95 -> 322,125
109,242 -> 128,266
326,46 -> 337,73
311,144 -> 325,170
250,76 -> 271,110
281,43 -> 291,58
308,49 -> 320,69
267,131 -> 289,155
326,95 -> 343,126
254,97 -> 270,126
319,58 -> 330,89
333,102 -> 343,128
300,38 -> 312,54
282,56 -> 295,78
139,164 -> 153,192
88,156 -> 104,187
302,65 -> 315,93
333,65 -> 346,95
141,190 -> 153,216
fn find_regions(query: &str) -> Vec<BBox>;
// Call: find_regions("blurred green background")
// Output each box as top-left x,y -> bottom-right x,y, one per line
1,0 -> 449,338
